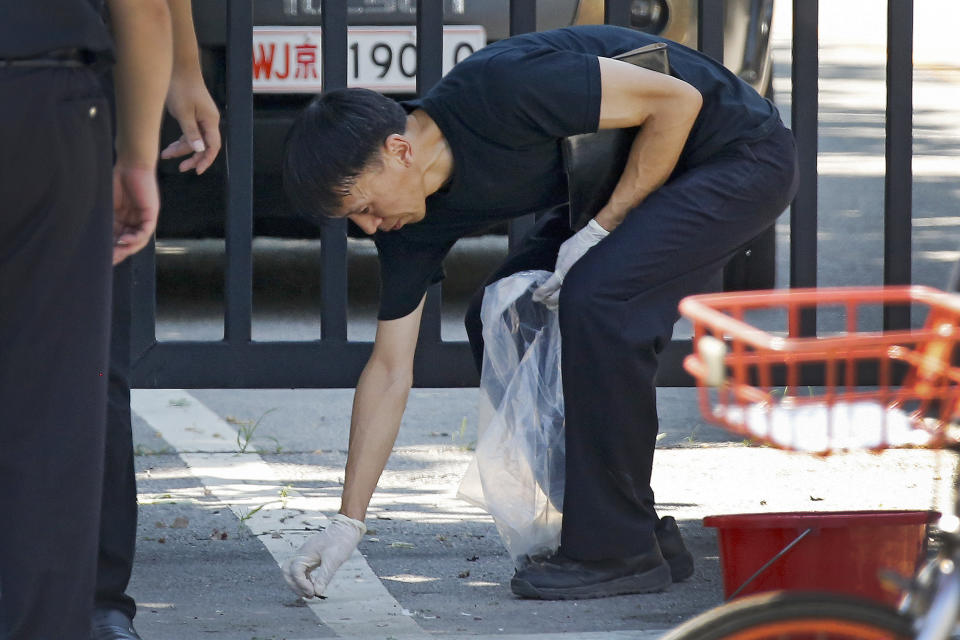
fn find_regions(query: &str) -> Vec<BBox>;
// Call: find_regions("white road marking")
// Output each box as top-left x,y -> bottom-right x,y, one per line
131,389 -> 421,637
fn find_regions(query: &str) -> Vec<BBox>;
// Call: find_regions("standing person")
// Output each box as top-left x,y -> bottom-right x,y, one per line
281,25 -> 798,601
0,1 -> 172,638
91,1 -> 220,638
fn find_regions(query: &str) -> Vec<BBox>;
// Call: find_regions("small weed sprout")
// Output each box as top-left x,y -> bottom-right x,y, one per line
238,503 -> 266,537
234,408 -> 279,454
451,416 -> 476,451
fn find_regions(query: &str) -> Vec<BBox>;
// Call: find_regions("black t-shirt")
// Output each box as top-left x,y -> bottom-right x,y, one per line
375,25 -> 779,320
0,0 -> 113,60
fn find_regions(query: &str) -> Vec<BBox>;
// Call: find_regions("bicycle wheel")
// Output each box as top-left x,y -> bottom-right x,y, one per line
661,591 -> 914,640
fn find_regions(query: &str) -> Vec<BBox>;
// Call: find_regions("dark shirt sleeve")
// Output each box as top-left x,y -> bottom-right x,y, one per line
476,47 -> 602,142
374,232 -> 457,321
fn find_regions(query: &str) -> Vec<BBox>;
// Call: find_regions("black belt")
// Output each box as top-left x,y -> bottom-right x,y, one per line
0,48 -> 89,69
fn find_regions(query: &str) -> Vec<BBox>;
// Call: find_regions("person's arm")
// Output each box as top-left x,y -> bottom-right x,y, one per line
592,56 -> 702,232
533,57 -> 701,308
108,0 -> 173,264
160,0 -> 221,174
340,297 -> 425,519
283,296 -> 426,599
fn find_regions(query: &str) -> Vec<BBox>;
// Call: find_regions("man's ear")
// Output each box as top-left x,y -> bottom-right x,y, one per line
383,133 -> 413,167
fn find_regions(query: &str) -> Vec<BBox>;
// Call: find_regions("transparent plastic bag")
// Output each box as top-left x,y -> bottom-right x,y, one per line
457,270 -> 565,567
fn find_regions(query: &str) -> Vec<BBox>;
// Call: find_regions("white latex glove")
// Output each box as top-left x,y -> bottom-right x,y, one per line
282,513 -> 366,599
532,219 -> 609,310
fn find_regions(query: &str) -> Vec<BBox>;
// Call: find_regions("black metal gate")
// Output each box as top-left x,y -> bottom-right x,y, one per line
127,0 -> 915,389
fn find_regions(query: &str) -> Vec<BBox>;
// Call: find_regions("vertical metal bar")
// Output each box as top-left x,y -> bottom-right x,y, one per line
417,0 -> 445,344
791,0 -> 818,335
884,0 -> 913,330
604,0 -> 631,27
319,219 -> 348,341
698,0 -> 725,61
321,0 -> 348,91
510,0 -> 536,34
224,0 -> 253,343
129,246 -> 155,361
112,259 -> 132,386
417,0 -> 443,94
320,0 -> 349,341
507,1 -> 538,251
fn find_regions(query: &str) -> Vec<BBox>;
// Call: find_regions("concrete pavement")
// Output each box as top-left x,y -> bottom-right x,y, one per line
125,387 -> 952,639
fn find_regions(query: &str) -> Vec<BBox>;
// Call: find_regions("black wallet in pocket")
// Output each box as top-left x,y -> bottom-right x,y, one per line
562,42 -> 670,230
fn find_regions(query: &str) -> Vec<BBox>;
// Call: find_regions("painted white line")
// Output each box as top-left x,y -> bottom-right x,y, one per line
131,389 -> 421,637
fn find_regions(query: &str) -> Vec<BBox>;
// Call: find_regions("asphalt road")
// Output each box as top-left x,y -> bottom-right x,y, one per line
133,3 -> 960,639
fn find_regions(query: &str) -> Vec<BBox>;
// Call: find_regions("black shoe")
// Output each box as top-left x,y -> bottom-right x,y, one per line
656,516 -> 695,582
91,608 -> 143,640
510,548 -> 671,600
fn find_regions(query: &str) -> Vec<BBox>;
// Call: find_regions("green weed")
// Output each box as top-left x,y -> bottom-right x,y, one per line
232,408 -> 279,454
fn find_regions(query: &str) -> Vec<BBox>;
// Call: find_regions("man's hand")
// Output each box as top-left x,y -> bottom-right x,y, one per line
282,514 -> 366,599
160,73 -> 221,174
532,219 -> 609,310
113,165 -> 161,265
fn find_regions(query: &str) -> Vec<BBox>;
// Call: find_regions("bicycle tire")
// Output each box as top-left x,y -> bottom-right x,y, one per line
661,591 -> 914,640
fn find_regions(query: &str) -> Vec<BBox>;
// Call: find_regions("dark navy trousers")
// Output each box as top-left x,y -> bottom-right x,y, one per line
0,67 -> 113,639
465,122 -> 798,561
93,263 -> 139,620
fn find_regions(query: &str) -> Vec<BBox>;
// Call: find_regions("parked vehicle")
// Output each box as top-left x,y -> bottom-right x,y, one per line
158,0 -> 776,289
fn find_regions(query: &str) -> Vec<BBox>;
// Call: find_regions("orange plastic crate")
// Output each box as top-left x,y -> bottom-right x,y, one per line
678,286 -> 960,453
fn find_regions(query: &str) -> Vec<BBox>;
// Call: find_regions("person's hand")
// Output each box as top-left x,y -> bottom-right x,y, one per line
282,514 -> 366,599
160,72 -> 221,174
532,219 -> 610,310
113,164 -> 160,265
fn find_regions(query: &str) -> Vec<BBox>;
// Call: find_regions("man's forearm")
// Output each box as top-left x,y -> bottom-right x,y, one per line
339,359 -> 413,521
594,94 -> 701,231
108,0 -> 173,168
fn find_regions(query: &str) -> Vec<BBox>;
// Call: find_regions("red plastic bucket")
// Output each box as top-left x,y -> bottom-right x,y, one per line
703,510 -> 937,606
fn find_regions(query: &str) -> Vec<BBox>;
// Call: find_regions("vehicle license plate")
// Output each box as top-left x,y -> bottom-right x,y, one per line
252,26 -> 486,93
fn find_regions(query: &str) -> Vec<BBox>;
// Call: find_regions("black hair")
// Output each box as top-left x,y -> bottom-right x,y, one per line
282,87 -> 408,219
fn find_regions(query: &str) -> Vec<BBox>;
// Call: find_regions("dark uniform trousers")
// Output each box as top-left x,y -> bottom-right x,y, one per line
84,63 -> 140,621
0,67 -> 113,639
465,123 -> 799,562
93,262 -> 139,620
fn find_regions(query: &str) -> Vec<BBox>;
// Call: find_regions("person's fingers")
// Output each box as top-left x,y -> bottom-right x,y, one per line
115,228 -> 151,257
282,558 -> 317,598
310,561 -> 338,598
160,135 -> 207,160
112,233 -> 146,264
532,275 -> 561,304
162,125 -> 207,173
112,243 -> 130,265
112,215 -> 158,263
160,137 -> 195,160
195,118 -> 222,175
178,154 -> 201,173
543,290 -> 560,310
178,118 -> 206,156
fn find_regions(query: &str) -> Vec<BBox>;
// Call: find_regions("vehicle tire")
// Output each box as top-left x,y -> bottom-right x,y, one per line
723,223 -> 776,291
660,591 -> 913,640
